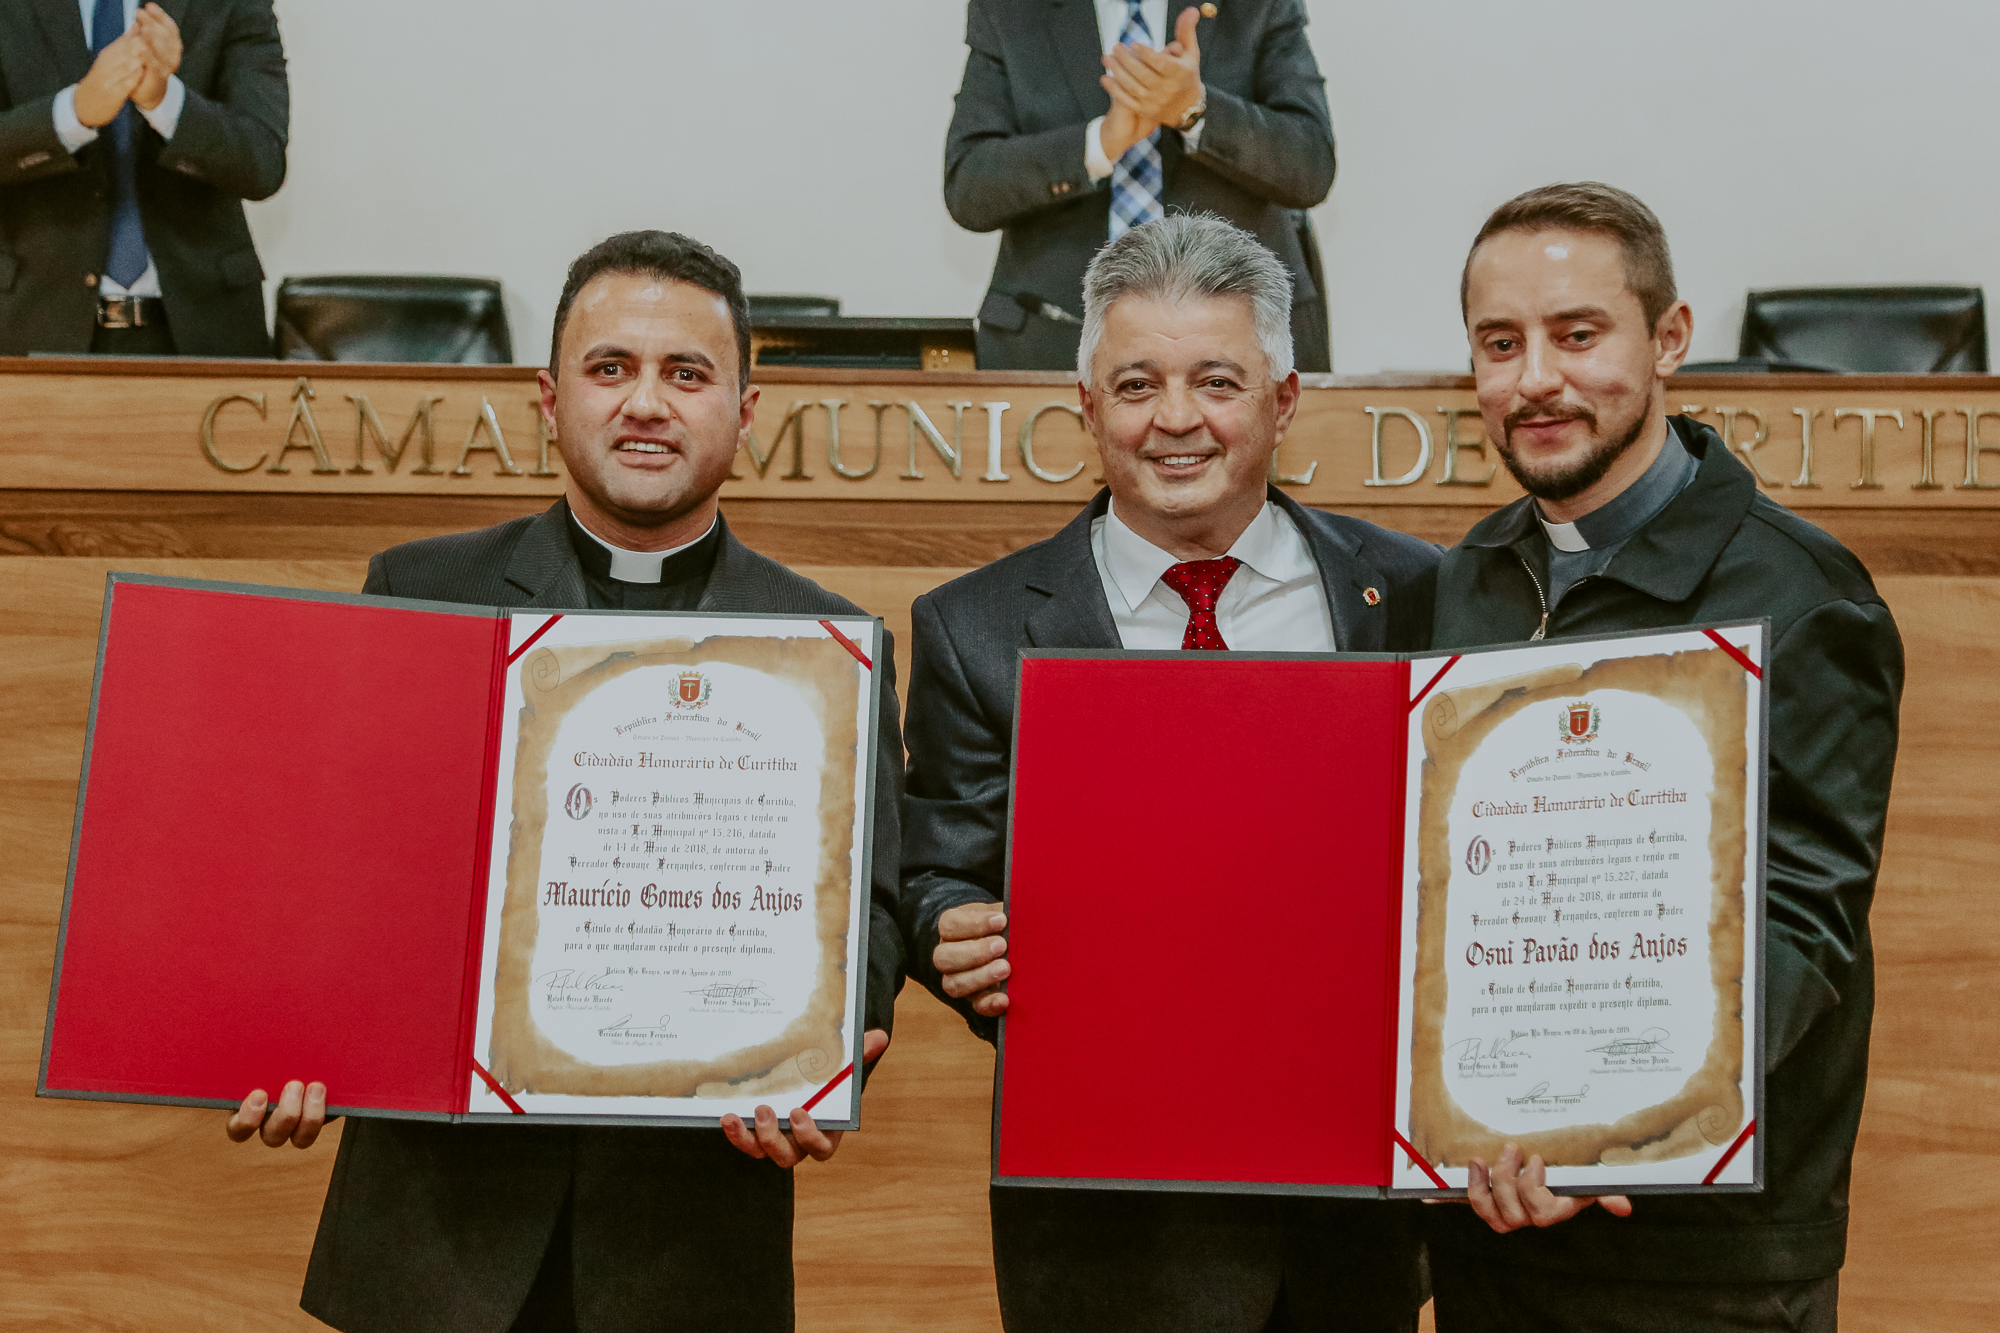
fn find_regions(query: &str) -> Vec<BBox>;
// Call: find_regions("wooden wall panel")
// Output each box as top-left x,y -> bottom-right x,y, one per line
1,558 -> 1993,1332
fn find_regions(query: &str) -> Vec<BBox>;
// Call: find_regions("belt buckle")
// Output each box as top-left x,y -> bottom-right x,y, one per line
98,297 -> 137,330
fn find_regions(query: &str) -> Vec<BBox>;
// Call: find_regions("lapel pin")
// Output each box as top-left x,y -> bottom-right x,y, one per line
1363,587 -> 1382,606
1200,3 -> 1218,15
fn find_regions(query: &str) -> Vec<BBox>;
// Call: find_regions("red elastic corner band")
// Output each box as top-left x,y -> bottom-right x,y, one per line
1409,655 -> 1462,713
1702,630 -> 1762,679
470,1058 -> 526,1115
818,620 -> 873,670
1702,1119 -> 1756,1184
799,1061 -> 855,1114
506,614 -> 564,666
1392,1129 -> 1450,1188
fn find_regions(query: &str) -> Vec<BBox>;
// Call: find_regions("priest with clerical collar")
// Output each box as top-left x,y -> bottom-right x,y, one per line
563,500 -> 721,609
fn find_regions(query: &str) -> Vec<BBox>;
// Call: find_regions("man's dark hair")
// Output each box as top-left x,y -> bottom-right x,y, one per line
548,230 -> 753,386
1460,182 -> 1678,330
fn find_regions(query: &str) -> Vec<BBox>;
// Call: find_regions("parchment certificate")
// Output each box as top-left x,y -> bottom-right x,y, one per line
1393,627 -> 1764,1191
467,612 -> 877,1124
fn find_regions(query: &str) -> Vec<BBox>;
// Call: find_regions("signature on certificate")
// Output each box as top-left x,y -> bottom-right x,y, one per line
1587,1028 -> 1673,1056
687,980 -> 772,1003
598,1014 -> 674,1038
1506,1082 -> 1590,1107
537,968 -> 626,995
1447,1032 -> 1531,1063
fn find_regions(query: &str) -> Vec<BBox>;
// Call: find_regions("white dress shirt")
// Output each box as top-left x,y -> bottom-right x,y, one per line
1090,498 -> 1338,651
50,0 -> 186,299
574,513 -> 718,583
1084,0 -> 1206,183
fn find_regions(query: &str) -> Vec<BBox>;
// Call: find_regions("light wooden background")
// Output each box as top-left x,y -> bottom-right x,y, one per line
2,557 -> 1993,1331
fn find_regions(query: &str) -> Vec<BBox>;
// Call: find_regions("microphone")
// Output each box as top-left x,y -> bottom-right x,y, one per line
1014,291 -> 1084,327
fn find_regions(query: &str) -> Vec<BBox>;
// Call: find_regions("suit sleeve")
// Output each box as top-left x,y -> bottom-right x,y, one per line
1762,598 -> 1903,1070
155,0 -> 288,201
898,594 -> 1008,1042
943,0 -> 1096,235
0,60 -> 76,191
362,554 -> 391,596
864,631 -> 910,1045
1183,0 -> 1335,209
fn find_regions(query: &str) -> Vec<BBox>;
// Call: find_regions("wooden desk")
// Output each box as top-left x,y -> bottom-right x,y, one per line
0,359 -> 1993,1331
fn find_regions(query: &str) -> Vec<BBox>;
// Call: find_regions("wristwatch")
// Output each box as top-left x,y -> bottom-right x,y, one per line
1174,86 -> 1208,133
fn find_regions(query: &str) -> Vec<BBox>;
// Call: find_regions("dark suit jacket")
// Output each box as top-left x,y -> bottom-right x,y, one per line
300,502 -> 907,1333
946,0 -> 1336,372
899,488 -> 1436,1331
0,0 -> 287,355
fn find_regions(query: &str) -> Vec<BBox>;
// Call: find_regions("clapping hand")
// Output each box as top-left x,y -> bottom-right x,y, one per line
72,4 -> 181,126
131,4 -> 183,112
1101,6 -> 1204,131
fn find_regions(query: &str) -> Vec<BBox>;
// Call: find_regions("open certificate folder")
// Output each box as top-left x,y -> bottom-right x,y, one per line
993,623 -> 1766,1197
40,574 -> 883,1128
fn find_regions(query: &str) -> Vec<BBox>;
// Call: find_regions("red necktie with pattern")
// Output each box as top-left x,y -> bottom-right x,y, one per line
1159,556 -> 1243,650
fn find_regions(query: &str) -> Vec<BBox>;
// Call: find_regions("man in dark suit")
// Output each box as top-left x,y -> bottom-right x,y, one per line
947,0 -> 1336,372
0,0 -> 287,356
223,231 -> 906,1333
902,215 -> 1433,1332
1426,183 -> 1901,1333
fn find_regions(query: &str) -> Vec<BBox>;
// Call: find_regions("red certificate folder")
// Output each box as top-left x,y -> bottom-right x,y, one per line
40,574 -> 880,1126
994,627 -> 1768,1197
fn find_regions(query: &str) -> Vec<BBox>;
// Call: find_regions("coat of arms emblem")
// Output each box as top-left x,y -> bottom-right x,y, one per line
1559,699 -> 1600,744
673,670 -> 712,708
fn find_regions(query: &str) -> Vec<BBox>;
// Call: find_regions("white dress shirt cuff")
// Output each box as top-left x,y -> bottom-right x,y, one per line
52,85 -> 99,154
1179,117 -> 1205,155
1085,116 -> 1115,182
139,75 -> 185,141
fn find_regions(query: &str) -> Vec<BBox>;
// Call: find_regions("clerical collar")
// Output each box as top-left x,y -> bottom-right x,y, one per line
565,506 -> 719,584
1535,419 -> 1698,553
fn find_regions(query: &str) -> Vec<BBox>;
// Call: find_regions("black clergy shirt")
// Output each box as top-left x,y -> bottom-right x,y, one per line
563,501 -> 722,610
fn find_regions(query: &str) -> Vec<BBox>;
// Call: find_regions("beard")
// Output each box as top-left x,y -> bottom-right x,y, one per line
1494,400 -> 1651,503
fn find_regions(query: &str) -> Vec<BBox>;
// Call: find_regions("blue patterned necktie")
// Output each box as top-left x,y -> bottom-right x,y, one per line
1108,0 -> 1165,240
91,0 -> 151,289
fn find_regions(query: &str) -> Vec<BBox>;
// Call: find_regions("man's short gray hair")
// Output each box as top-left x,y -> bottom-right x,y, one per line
1077,213 -> 1295,383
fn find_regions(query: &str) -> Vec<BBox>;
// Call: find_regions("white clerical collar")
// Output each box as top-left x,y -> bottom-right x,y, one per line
574,514 -> 717,584
1536,513 -> 1592,552
1100,498 -> 1312,612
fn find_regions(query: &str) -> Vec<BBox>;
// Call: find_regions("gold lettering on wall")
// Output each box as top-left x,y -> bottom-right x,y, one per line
347,393 -> 443,475
1958,407 -> 2000,489
451,397 -> 525,476
1792,408 -> 1822,489
1434,407 -> 1494,486
1913,409 -> 1946,490
897,401 -> 968,480
1833,409 -> 1902,490
737,401 -> 814,480
1688,405 -> 1784,488
267,378 -> 338,475
979,402 -> 1012,482
198,392 -> 267,473
822,399 -> 879,480
1363,406 -> 1433,487
1018,401 -> 1088,484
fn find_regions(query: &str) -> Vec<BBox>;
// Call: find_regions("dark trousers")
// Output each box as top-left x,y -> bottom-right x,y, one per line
1432,1252 -> 1839,1333
89,317 -> 176,356
991,1186 -> 1425,1333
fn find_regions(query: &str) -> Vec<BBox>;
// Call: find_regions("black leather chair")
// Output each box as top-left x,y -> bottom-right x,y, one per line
274,276 -> 513,363
1737,286 -> 1987,373
748,295 -> 841,320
